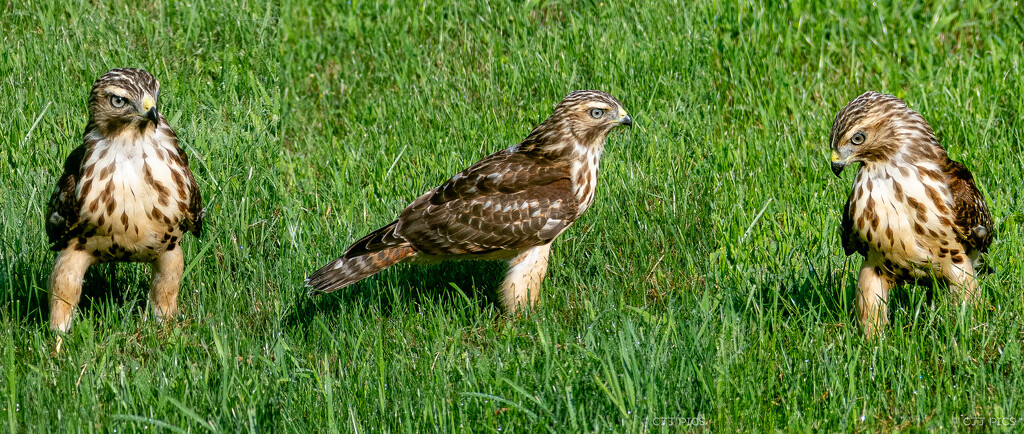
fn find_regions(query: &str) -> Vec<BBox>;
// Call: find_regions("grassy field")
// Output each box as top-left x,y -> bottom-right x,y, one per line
1,0 -> 1021,431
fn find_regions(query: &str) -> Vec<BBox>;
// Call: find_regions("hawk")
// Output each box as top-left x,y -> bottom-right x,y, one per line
45,68 -> 204,332
829,91 -> 993,337
306,90 -> 632,312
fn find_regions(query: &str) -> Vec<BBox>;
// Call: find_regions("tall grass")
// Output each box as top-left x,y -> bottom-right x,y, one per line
0,0 -> 1020,431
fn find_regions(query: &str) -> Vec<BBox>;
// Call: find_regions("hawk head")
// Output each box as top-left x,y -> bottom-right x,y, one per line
87,68 -> 162,136
555,90 -> 633,145
829,91 -> 943,176
520,90 -> 632,155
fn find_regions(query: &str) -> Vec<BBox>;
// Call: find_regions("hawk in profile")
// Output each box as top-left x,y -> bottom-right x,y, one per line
306,90 -> 632,312
830,91 -> 993,337
46,68 -> 204,332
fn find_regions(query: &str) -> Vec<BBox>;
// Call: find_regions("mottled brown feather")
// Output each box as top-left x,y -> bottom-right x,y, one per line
166,127 -> 205,237
396,151 -> 576,255
46,144 -> 91,250
840,194 -> 867,256
306,245 -> 416,292
945,160 -> 993,253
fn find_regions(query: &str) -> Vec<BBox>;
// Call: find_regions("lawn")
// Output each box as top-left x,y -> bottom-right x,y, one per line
1,0 -> 1021,431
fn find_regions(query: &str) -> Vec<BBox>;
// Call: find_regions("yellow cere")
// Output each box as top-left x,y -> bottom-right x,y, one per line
142,96 -> 156,111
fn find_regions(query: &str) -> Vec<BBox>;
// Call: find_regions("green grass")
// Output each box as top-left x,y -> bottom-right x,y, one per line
1,0 -> 1021,431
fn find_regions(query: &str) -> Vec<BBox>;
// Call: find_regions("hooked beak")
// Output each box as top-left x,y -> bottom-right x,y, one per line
618,112 -> 633,128
831,161 -> 846,177
141,96 -> 158,123
830,150 -> 847,177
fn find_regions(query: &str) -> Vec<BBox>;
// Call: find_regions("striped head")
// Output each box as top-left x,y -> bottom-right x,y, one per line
519,90 -> 633,157
829,91 -> 944,176
87,68 -> 162,137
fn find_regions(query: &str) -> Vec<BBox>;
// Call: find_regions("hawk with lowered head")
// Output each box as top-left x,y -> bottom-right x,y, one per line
46,68 -> 204,332
830,91 -> 993,337
306,90 -> 632,312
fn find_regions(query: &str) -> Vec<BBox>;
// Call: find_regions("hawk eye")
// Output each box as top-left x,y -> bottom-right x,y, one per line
110,95 -> 127,108
851,132 -> 866,145
589,108 -> 605,119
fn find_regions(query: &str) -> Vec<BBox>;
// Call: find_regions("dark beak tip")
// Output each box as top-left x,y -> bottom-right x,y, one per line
145,107 -> 159,123
830,162 -> 845,177
621,116 -> 634,128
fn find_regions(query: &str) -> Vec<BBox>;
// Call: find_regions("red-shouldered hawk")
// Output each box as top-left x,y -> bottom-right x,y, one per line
830,91 -> 993,337
307,90 -> 632,312
46,68 -> 204,332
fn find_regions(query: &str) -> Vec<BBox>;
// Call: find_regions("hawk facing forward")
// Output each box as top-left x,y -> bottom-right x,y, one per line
46,68 -> 204,332
306,90 -> 632,312
830,91 -> 993,337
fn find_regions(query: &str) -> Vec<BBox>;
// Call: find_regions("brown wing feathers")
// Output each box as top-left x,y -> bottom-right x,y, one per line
178,147 -> 205,238
399,179 -> 575,255
945,160 -> 993,253
343,220 -> 405,258
840,193 -> 867,257
163,126 -> 205,238
46,144 -> 90,250
399,152 -> 575,254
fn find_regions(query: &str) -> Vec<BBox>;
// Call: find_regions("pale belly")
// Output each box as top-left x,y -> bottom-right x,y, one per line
868,222 -> 941,281
76,213 -> 183,262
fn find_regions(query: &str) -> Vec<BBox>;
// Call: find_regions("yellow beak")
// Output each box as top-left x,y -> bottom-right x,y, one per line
140,96 -> 158,123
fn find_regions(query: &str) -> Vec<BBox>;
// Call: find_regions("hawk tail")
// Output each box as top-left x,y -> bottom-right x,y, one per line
305,244 -> 416,296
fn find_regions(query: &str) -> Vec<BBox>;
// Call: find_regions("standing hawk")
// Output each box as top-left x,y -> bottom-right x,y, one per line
829,91 -> 993,337
46,68 -> 204,332
306,90 -> 632,312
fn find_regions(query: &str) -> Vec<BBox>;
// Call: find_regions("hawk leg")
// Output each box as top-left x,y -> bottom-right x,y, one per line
944,259 -> 980,308
856,255 -> 892,339
48,248 -> 97,332
148,247 -> 184,323
501,244 -> 552,313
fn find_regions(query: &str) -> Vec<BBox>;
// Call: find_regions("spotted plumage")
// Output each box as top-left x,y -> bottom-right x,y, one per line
830,91 -> 993,338
306,90 -> 632,312
46,68 -> 204,332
